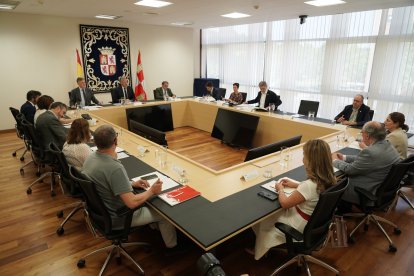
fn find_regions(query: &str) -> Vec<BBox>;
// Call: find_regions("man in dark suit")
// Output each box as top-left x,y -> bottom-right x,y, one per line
334,94 -> 371,126
69,77 -> 100,108
247,81 -> 282,109
20,90 -> 42,124
154,81 -> 175,100
332,121 -> 400,206
112,77 -> 135,103
35,102 -> 68,149
205,81 -> 221,101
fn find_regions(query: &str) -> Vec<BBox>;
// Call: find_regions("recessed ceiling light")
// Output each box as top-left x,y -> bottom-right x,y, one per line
134,0 -> 172,8
304,0 -> 346,7
171,22 -> 193,26
221,12 -> 251,19
95,14 -> 122,20
0,1 -> 20,10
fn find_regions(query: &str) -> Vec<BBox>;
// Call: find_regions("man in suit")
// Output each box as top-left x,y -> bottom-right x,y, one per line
154,81 -> 175,100
20,90 -> 42,124
69,77 -> 100,108
332,121 -> 400,206
205,81 -> 221,101
35,102 -> 69,150
112,77 -> 135,103
246,81 -> 282,109
334,94 -> 371,126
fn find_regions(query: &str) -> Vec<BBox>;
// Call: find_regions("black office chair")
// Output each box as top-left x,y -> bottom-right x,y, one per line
153,89 -> 164,100
297,100 -> 320,117
217,88 -> 226,100
110,88 -> 118,103
240,92 -> 247,103
69,166 -> 151,275
396,155 -> 414,210
9,107 -> 29,161
344,156 -> 414,252
14,113 -> 36,175
368,109 -> 374,120
270,178 -> 348,276
20,120 -> 59,196
48,143 -> 88,235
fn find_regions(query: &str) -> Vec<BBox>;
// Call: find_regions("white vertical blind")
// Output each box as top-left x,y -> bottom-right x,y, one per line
201,6 -> 414,129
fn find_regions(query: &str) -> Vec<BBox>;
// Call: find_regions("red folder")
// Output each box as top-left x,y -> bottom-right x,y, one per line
158,185 -> 201,206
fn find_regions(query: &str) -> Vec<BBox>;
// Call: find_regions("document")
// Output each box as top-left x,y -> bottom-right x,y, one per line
261,180 -> 296,195
117,152 -> 129,159
131,171 -> 179,192
91,146 -> 125,153
158,185 -> 201,206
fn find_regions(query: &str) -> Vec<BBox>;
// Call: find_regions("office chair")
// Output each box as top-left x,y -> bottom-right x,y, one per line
368,110 -> 374,120
270,178 -> 348,276
218,88 -> 226,100
21,120 -> 59,196
15,113 -> 36,175
240,92 -> 247,103
9,107 -> 29,161
396,155 -> 414,210
69,166 -> 151,275
110,88 -> 118,104
344,156 -> 414,252
48,143 -> 87,235
297,100 -> 320,117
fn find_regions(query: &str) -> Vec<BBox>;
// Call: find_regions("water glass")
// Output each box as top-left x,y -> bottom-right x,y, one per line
280,146 -> 290,168
173,165 -> 188,183
308,111 -> 315,120
137,146 -> 146,157
263,169 -> 272,178
159,145 -> 168,169
120,97 -> 125,105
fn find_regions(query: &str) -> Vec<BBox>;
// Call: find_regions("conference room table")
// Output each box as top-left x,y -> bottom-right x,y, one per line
79,99 -> 361,251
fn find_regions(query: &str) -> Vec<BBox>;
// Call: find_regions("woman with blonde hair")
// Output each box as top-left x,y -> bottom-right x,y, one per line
62,118 -> 92,170
250,139 -> 336,260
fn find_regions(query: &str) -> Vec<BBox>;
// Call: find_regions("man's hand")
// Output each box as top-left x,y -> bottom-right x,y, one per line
337,115 -> 345,123
149,179 -> 162,195
132,179 -> 150,189
332,152 -> 344,161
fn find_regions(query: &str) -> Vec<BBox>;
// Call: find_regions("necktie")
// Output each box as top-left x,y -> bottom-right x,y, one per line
123,87 -> 127,100
80,88 -> 86,107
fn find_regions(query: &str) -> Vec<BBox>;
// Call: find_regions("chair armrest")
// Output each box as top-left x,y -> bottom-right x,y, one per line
275,222 -> 303,241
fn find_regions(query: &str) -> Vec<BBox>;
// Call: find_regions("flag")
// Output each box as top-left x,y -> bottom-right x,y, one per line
76,49 -> 84,78
134,50 -> 147,101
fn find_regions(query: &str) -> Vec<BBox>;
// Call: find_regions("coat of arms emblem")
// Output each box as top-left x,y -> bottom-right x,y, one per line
98,47 -> 116,76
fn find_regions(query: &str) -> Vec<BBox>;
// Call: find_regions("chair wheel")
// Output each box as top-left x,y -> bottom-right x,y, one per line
348,236 -> 355,244
12,152 -> 17,157
77,259 -> 86,268
20,169 -> 24,176
57,211 -> 64,218
389,245 -> 397,252
20,156 -> 24,161
26,188 -> 32,194
56,227 -> 64,235
364,224 -> 369,231
51,191 -> 56,197
394,228 -> 401,235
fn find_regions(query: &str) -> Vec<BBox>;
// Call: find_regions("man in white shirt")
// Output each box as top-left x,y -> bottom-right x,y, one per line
246,81 -> 282,109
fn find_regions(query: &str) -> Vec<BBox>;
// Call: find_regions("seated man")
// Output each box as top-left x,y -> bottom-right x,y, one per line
334,94 -> 371,126
204,81 -> 221,101
35,102 -> 69,149
69,77 -> 100,108
154,81 -> 175,100
82,125 -> 181,254
20,90 -> 42,124
332,121 -> 400,206
112,77 -> 135,103
246,81 -> 282,109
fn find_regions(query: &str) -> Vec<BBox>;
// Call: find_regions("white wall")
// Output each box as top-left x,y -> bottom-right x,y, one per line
0,12 -> 199,130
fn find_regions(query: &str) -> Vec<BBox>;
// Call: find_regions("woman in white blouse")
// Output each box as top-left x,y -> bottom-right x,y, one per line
250,139 -> 336,260
62,118 -> 92,170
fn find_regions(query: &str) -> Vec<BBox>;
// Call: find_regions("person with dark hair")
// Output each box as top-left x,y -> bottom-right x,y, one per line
69,77 -> 100,108
334,94 -> 371,126
246,81 -> 282,109
83,125 -> 183,255
250,139 -> 336,260
36,102 -> 69,149
34,95 -> 54,124
384,112 -> 409,159
112,77 -> 135,103
224,83 -> 243,105
20,90 -> 42,124
332,121 -> 400,206
205,81 -> 221,100
154,81 -> 175,100
62,118 -> 92,170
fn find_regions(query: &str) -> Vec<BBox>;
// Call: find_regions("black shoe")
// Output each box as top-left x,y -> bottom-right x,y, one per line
164,244 -> 190,257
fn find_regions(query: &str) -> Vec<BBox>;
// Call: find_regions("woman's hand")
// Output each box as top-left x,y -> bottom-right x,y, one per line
277,177 -> 298,188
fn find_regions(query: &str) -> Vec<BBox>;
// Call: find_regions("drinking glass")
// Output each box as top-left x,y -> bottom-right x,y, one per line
336,135 -> 341,149
159,145 -> 168,169
120,97 -> 125,105
270,103 -> 276,114
138,146 -> 146,157
263,168 -> 272,178
280,146 -> 290,168
173,165 -> 188,183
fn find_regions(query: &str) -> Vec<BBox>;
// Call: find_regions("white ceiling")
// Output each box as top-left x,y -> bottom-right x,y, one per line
5,0 -> 414,28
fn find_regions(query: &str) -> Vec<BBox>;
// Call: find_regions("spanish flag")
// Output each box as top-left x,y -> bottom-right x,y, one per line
76,49 -> 84,78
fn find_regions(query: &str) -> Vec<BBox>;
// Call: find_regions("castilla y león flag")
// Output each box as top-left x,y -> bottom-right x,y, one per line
76,49 -> 84,78
134,50 -> 147,101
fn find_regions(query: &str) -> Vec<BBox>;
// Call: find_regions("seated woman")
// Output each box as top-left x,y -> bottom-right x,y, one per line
34,95 -> 54,124
250,139 -> 336,260
359,112 -> 408,160
62,118 -> 93,170
224,82 -> 243,105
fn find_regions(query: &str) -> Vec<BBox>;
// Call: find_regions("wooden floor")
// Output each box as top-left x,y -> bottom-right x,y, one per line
1,129 -> 414,276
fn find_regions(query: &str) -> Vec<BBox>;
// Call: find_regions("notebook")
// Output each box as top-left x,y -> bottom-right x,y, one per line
261,180 -> 296,195
158,185 -> 201,206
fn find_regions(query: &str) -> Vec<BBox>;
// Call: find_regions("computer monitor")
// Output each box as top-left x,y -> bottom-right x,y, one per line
125,104 -> 174,132
211,108 -> 260,148
297,100 -> 319,117
129,119 -> 168,146
244,135 -> 302,162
